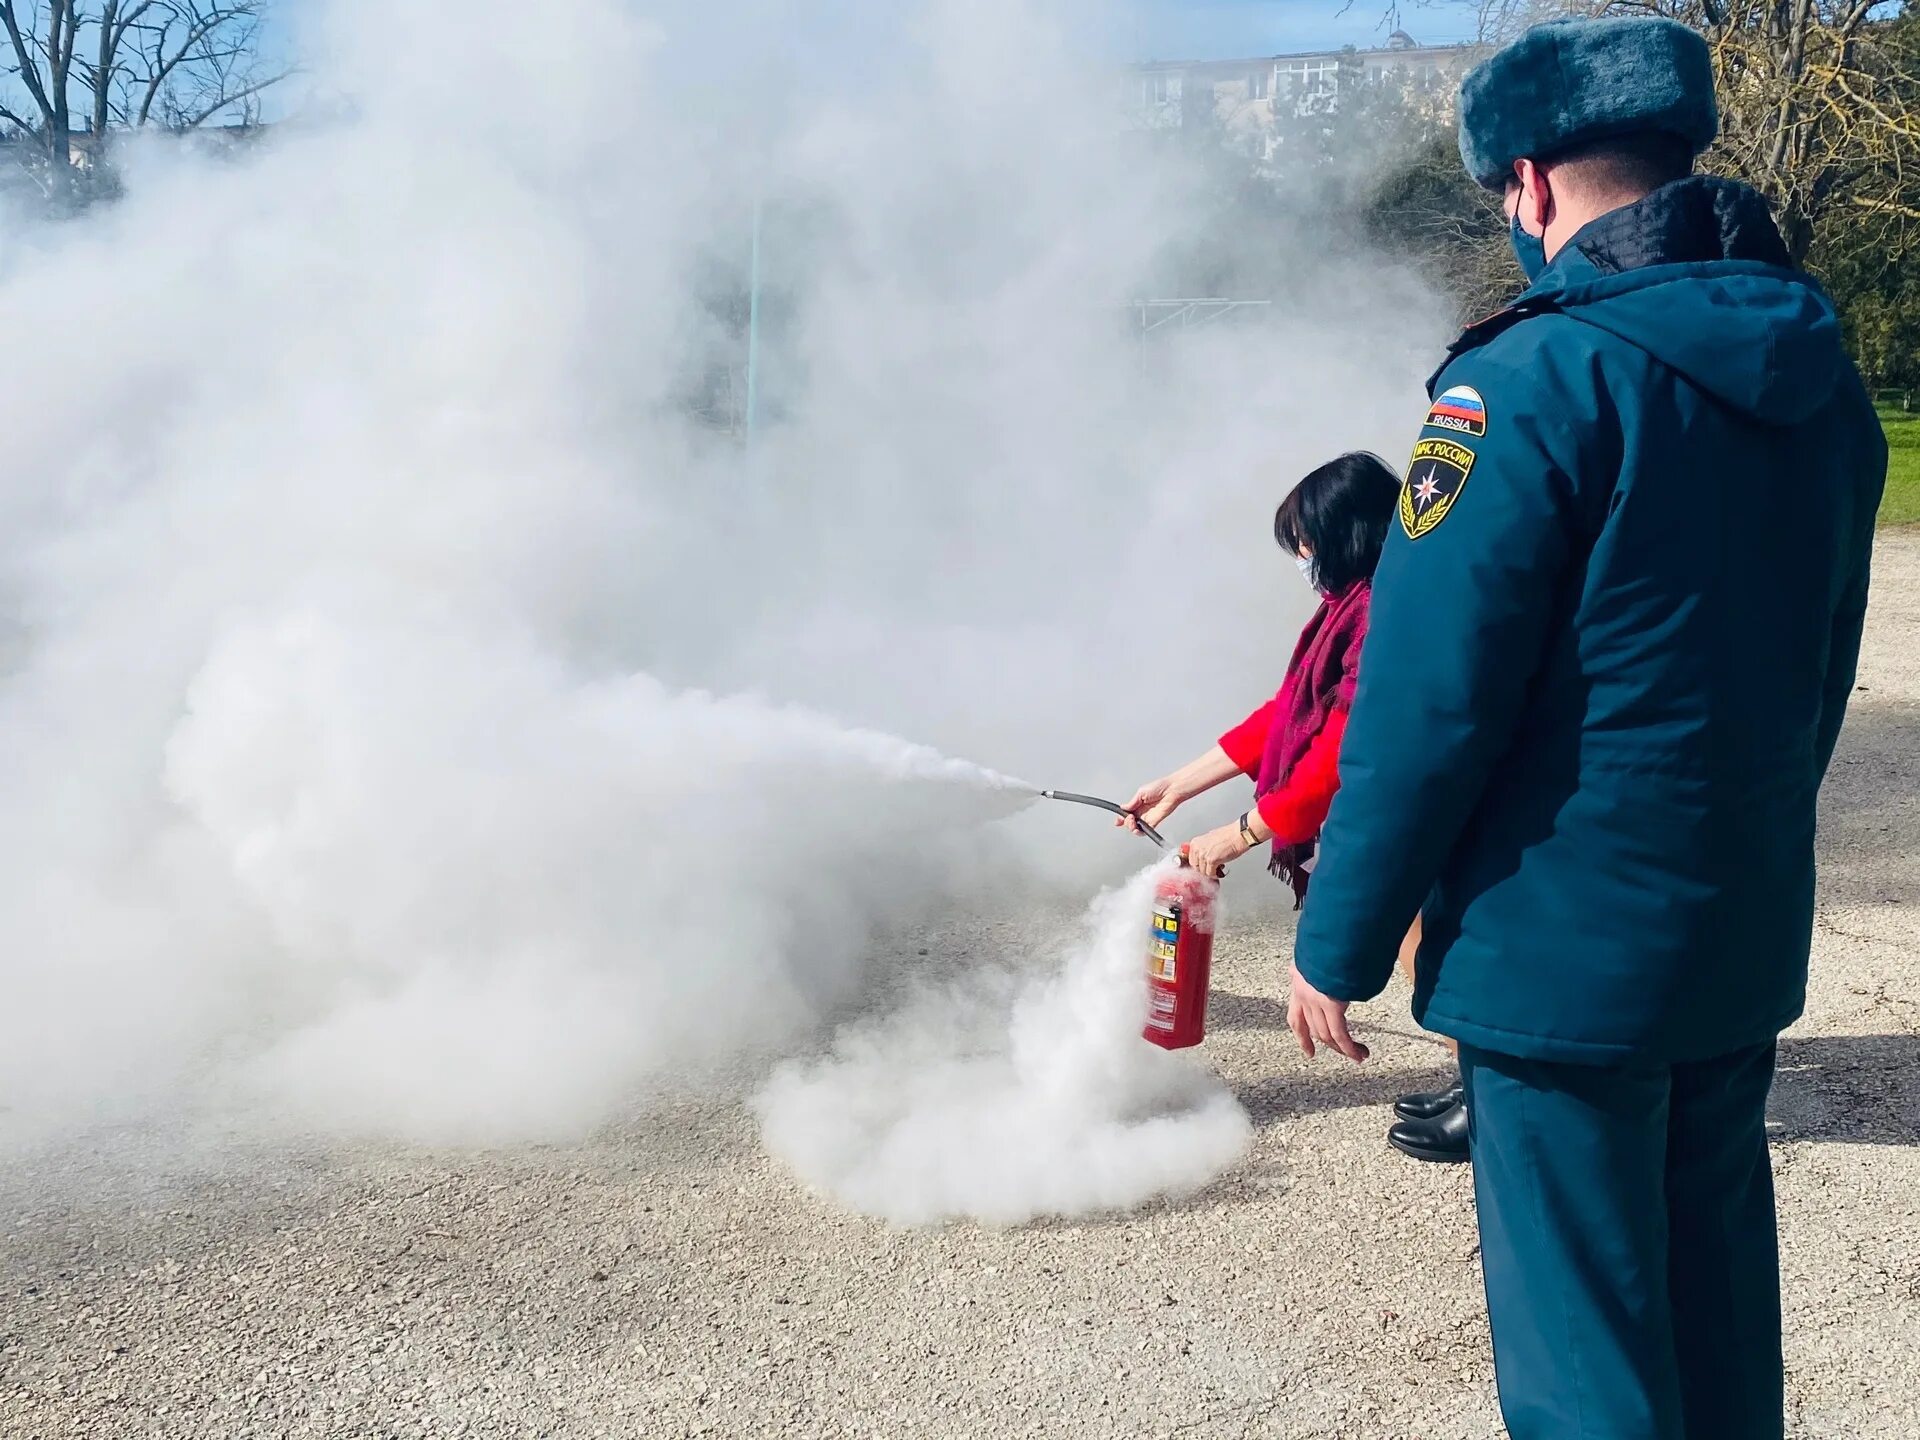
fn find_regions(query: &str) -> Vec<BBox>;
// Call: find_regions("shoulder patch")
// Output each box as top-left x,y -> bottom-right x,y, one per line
1400,438 -> 1474,540
1424,384 -> 1486,438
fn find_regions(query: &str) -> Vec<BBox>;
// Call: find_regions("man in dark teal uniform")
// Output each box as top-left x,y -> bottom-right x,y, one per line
1284,16 -> 1886,1440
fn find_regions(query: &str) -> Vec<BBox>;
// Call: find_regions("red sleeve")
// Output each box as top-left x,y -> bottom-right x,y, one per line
1254,707 -> 1348,845
1218,699 -> 1277,777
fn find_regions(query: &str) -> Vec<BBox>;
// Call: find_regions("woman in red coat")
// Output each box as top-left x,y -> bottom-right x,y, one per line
1121,451 -> 1466,1163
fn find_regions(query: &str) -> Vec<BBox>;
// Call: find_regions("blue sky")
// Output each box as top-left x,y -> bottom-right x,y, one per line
244,1 -> 1485,120
1119,0 -> 1482,60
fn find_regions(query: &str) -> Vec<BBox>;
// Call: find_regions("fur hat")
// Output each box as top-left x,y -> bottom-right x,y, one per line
1458,17 -> 1719,191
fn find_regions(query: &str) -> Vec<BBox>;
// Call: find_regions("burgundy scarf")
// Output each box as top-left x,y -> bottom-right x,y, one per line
1254,579 -> 1371,905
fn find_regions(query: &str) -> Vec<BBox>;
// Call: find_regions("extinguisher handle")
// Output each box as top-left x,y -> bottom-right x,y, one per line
1179,842 -> 1225,880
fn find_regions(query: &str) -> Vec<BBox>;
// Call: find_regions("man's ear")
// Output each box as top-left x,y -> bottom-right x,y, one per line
1512,158 -> 1552,234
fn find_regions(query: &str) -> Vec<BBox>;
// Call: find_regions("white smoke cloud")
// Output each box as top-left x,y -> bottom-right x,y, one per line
0,0 -> 1448,1211
757,863 -> 1251,1225
159,601 -> 1034,1144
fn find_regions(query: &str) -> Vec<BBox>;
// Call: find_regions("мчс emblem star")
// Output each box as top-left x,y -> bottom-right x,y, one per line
1399,437 -> 1475,539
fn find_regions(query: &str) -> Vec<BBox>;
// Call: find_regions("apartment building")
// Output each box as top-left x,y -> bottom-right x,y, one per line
1128,30 -> 1475,142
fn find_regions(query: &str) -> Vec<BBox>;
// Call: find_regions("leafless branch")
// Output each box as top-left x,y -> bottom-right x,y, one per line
180,63 -> 275,127
0,1 -> 58,128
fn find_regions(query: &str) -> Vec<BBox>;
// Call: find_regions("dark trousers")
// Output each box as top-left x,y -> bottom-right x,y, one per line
1458,1041 -> 1782,1440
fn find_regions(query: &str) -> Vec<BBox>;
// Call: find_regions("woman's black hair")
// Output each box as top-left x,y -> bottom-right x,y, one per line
1272,451 -> 1401,595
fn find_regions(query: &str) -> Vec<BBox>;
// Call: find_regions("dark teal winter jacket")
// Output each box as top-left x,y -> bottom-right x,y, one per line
1293,177 -> 1886,1064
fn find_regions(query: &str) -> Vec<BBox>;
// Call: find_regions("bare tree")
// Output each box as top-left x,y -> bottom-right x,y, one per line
1398,0 -> 1920,264
1,1 -> 286,197
1364,0 -> 1572,41
1676,0 -> 1920,262
1364,128 -> 1519,318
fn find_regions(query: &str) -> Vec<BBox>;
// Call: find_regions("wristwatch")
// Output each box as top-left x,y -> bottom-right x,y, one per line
1238,811 -> 1260,849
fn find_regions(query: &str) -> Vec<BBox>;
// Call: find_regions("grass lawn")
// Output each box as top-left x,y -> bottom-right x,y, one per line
1879,404 -> 1920,526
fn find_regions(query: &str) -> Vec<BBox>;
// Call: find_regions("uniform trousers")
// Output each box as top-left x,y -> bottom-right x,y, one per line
1458,1040 -> 1782,1440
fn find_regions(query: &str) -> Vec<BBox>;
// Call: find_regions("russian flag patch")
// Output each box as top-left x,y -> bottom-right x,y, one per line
1425,384 -> 1487,438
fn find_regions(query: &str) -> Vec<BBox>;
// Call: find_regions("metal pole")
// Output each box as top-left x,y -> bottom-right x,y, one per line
745,195 -> 763,443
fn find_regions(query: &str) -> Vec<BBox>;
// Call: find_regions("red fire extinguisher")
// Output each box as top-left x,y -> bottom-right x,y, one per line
1143,847 -> 1219,1049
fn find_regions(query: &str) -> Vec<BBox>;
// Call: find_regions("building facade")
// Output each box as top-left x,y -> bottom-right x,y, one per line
1127,31 -> 1475,149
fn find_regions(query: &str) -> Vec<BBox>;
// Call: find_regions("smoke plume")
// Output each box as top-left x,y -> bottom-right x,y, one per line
757,863 -> 1252,1225
0,0 -> 1447,1214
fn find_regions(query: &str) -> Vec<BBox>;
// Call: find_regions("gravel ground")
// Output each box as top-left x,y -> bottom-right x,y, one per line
3,539 -> 1917,1440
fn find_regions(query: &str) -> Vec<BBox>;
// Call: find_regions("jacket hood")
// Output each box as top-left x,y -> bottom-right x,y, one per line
1511,177 -> 1844,426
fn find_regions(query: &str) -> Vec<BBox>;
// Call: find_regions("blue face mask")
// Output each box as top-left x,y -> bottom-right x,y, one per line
1295,552 -> 1325,595
1510,212 -> 1549,284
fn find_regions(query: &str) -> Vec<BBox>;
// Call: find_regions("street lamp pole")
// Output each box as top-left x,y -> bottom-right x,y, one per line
745,195 -> 763,443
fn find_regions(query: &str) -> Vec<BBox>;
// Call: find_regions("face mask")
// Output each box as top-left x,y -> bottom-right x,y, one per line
1295,553 -> 1325,594
1509,211 -> 1549,284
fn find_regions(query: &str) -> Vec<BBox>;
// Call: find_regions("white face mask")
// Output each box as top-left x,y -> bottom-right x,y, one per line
1295,553 -> 1325,594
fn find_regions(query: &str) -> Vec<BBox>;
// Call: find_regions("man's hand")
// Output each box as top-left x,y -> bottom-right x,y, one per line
1288,963 -> 1369,1063
1185,822 -> 1250,879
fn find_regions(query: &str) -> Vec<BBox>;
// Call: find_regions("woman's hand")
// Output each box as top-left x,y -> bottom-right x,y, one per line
1120,747 -> 1245,833
1185,821 -> 1251,879
1119,775 -> 1182,833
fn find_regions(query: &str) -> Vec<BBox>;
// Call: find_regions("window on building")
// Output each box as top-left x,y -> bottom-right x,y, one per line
1141,72 -> 1183,106
1280,57 -> 1340,95
1249,67 -> 1272,101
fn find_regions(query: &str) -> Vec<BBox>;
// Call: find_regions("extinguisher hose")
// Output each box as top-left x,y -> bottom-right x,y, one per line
1038,790 -> 1167,848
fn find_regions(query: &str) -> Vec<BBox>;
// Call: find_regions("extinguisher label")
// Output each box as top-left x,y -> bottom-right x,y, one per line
1149,905 -> 1179,982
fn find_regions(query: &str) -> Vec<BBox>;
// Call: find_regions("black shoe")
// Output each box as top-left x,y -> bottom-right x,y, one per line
1392,1081 -> 1464,1122
1388,1098 -> 1470,1164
